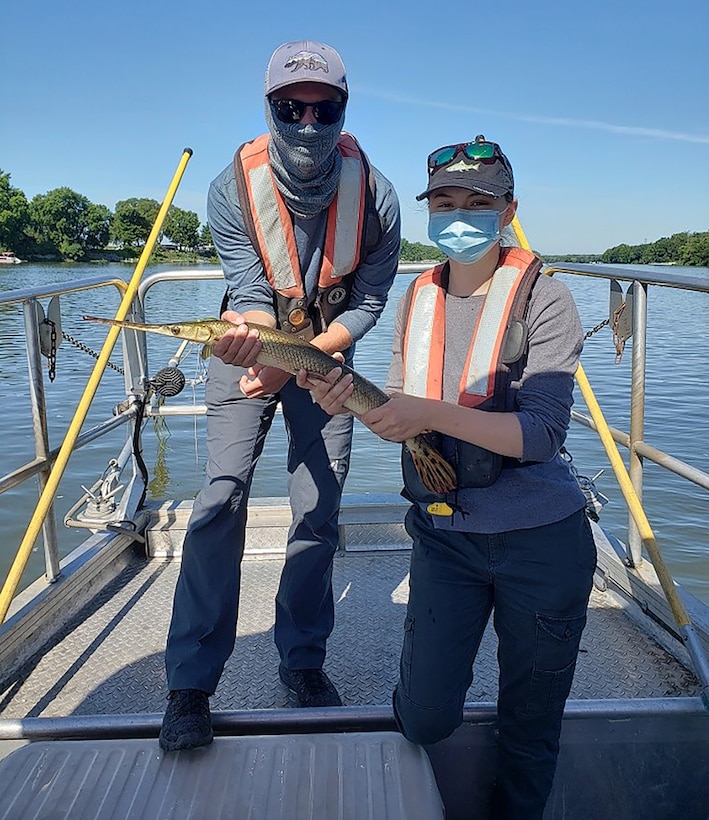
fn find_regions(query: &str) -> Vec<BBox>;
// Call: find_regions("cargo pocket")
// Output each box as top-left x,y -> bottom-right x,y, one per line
525,612 -> 587,716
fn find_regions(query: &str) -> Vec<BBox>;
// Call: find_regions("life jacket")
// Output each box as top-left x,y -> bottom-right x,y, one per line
400,247 -> 543,502
403,247 -> 542,409
230,132 -> 380,339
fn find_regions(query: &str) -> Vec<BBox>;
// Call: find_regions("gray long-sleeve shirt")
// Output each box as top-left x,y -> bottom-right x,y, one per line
206,151 -> 401,345
387,271 -> 587,533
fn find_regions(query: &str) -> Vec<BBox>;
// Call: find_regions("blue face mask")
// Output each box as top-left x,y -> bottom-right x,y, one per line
427,208 -> 503,264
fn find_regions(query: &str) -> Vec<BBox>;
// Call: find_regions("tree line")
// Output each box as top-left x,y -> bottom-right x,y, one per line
400,232 -> 709,267
596,232 -> 709,266
2,168 -> 708,266
0,169 -> 212,262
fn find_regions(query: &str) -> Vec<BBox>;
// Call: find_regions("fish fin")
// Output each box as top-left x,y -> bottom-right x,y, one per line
407,436 -> 457,494
304,371 -> 329,383
201,344 -> 213,360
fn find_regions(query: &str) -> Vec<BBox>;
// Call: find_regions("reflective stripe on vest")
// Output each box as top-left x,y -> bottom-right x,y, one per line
236,133 -> 367,298
402,265 -> 446,399
403,248 -> 537,408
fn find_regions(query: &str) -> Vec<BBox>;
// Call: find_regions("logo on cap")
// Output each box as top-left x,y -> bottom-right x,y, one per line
446,160 -> 479,173
284,51 -> 329,74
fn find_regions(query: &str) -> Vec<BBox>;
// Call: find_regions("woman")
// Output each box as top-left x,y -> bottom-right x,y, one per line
297,136 -> 596,819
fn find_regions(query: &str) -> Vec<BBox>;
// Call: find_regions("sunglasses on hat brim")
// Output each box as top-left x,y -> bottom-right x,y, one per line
427,140 -> 509,175
270,98 -> 345,126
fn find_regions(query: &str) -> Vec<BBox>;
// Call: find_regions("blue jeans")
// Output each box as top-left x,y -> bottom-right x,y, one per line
394,504 -> 596,820
165,355 -> 353,694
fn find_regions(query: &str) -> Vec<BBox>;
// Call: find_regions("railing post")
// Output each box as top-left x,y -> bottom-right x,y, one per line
120,298 -> 150,503
121,298 -> 149,398
627,281 -> 648,567
23,299 -> 61,582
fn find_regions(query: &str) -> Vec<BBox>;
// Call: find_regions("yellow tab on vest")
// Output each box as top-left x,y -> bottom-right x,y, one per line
426,502 -> 454,516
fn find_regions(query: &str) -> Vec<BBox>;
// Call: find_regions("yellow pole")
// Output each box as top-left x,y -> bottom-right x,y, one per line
0,148 -> 193,626
511,214 -> 691,628
573,367 -> 690,626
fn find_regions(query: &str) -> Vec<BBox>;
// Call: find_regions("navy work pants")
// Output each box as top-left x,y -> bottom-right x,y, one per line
394,504 -> 596,820
165,356 -> 353,694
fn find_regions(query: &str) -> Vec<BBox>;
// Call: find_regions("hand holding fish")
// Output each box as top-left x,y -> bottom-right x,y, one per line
301,367 -> 432,443
212,310 -> 265,369
240,364 -> 292,397
357,393 -> 432,443
214,310 -> 292,397
296,356 -> 354,416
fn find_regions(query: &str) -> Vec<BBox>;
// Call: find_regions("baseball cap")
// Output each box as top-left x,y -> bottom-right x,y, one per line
265,40 -> 348,99
416,138 -> 514,201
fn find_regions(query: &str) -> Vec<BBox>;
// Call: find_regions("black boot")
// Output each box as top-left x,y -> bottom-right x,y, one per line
159,689 -> 213,751
279,664 -> 342,707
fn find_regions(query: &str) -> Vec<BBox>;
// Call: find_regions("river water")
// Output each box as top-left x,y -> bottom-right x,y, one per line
1,262 -> 708,604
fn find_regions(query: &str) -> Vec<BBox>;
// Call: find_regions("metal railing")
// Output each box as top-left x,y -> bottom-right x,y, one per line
0,256 -> 708,703
3,262 -> 709,579
0,149 -> 193,625
3,262 -> 708,574
0,275 -> 133,582
544,260 -> 709,708
546,261 -> 709,566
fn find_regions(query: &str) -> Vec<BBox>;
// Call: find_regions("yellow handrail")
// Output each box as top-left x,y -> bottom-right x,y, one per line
0,148 -> 193,626
510,214 -> 691,629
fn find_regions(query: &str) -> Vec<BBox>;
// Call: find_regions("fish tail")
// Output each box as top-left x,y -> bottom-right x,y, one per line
407,435 -> 457,494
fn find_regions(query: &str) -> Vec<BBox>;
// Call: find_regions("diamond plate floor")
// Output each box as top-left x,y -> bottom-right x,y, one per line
0,551 -> 700,720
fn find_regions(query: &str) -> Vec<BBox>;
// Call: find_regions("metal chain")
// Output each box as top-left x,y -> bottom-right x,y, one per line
610,301 -> 628,364
60,330 -> 125,375
582,301 -> 628,364
47,320 -> 58,382
583,317 -> 609,340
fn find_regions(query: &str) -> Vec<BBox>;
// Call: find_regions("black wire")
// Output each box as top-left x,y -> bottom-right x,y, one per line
131,370 -> 185,510
132,394 -> 151,510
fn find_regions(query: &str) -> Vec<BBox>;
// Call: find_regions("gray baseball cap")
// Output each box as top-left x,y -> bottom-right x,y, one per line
265,40 -> 348,99
417,138 -> 515,200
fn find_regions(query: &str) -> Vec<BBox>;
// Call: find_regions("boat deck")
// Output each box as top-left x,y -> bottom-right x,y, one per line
0,531 -> 699,720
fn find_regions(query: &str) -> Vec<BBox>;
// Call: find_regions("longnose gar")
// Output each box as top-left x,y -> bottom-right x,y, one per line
83,316 -> 457,494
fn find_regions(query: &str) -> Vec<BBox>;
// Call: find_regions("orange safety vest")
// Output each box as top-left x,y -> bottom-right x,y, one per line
233,132 -> 374,339
402,247 -> 543,410
399,247 -> 543,504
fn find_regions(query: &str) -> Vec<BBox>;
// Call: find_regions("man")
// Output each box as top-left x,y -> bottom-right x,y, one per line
159,40 -> 401,752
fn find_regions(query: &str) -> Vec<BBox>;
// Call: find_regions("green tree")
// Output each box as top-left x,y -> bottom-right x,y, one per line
111,198 -> 160,247
0,170 -> 32,253
601,243 -> 637,264
400,238 -> 445,263
199,222 -> 213,248
601,232 -> 702,265
679,233 -> 709,267
85,203 -> 113,249
29,187 -> 101,260
163,206 -> 200,251
651,234 -> 684,263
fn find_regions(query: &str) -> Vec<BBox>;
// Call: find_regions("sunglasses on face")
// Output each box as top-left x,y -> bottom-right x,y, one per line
270,97 -> 345,126
427,140 -> 508,175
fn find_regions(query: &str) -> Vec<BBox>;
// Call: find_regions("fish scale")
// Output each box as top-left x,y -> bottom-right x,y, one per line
83,315 -> 457,494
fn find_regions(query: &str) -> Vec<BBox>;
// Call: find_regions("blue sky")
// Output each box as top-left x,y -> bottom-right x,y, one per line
2,0 -> 707,255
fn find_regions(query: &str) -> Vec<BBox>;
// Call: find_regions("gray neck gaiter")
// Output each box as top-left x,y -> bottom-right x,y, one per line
265,100 -> 344,220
